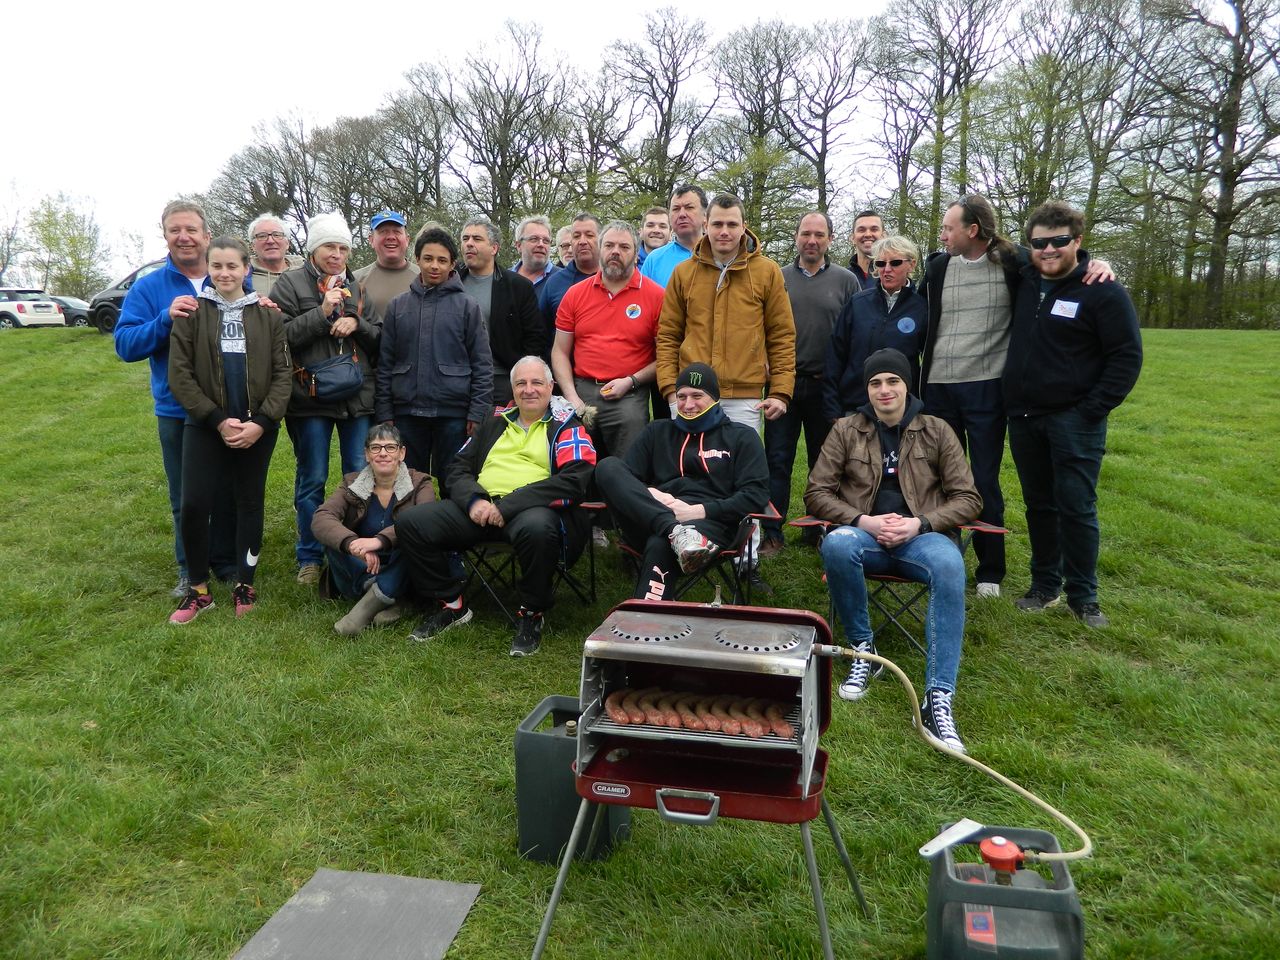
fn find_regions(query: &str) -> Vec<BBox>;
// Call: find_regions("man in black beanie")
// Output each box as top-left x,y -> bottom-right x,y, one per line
595,362 -> 769,599
804,348 -> 981,752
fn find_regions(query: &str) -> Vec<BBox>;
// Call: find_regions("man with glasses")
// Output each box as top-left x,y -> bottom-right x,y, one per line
511,214 -> 559,292
247,214 -> 302,296
354,210 -> 416,318
1003,201 -> 1142,628
824,235 -> 927,422
920,194 -> 1112,599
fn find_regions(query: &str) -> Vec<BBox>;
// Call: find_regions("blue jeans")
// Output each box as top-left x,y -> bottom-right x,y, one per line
821,526 -> 965,693
1007,408 -> 1108,606
158,416 -> 236,578
763,374 -> 830,539
286,415 -> 370,566
325,546 -> 407,600
924,379 -> 1006,584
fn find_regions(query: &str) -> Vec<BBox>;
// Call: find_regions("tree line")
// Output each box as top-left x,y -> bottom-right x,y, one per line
192,0 -> 1277,330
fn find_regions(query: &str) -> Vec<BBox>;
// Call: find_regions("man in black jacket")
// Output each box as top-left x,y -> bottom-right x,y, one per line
395,357 -> 596,656
594,363 -> 768,600
1003,201 -> 1142,628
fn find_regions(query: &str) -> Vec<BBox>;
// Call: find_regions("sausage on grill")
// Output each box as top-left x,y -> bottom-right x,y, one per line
656,691 -> 684,728
673,694 -> 706,730
726,698 -> 766,738
604,689 -> 632,724
710,695 -> 742,736
620,687 -> 652,724
761,699 -> 794,739
693,696 -> 721,731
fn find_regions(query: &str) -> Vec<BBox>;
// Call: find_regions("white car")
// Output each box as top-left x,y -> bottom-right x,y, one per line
0,288 -> 65,328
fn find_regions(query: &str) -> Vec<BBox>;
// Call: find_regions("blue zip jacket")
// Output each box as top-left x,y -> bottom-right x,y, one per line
823,281 -> 928,421
114,256 -> 210,418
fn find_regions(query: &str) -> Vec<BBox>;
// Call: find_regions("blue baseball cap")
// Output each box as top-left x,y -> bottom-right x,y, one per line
370,210 -> 407,229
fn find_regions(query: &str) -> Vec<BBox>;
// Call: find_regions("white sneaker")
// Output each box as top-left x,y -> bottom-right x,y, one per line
976,582 -> 1000,598
669,523 -> 719,573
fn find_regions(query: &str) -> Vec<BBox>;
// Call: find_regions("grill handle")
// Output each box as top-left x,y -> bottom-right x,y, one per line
655,788 -> 721,826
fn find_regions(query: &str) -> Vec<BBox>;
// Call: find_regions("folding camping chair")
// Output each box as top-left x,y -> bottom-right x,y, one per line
790,516 -> 1009,656
614,504 -> 782,606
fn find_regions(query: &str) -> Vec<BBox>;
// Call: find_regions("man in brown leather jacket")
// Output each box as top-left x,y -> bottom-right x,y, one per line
804,348 -> 980,753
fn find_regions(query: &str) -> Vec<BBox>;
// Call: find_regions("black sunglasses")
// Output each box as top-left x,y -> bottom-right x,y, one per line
1029,234 -> 1075,250
873,258 -> 911,269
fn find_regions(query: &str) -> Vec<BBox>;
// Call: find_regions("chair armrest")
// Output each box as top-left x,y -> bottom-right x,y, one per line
788,514 -> 832,529
959,521 -> 1010,535
748,501 -> 783,522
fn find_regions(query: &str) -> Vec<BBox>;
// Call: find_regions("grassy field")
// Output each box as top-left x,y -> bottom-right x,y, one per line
0,327 -> 1277,959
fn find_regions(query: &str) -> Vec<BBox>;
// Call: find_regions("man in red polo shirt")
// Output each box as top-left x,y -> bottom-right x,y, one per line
551,220 -> 666,459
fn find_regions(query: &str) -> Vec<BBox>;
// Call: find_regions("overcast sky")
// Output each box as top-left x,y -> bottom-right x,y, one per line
5,0 -> 888,281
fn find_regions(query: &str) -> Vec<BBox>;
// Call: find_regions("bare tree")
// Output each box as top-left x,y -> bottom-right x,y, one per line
0,200 -> 25,286
610,8 -> 719,201
379,70 -> 457,222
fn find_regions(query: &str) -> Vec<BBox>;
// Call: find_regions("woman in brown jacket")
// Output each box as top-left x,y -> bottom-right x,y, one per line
312,424 -> 435,634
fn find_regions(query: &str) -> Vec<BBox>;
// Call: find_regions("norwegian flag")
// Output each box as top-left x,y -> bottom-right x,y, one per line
554,427 -> 597,467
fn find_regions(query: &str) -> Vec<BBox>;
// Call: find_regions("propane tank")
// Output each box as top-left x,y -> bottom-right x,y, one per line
923,823 -> 1084,960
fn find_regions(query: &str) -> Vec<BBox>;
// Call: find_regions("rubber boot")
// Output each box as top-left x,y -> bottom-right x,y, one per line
334,582 -> 394,635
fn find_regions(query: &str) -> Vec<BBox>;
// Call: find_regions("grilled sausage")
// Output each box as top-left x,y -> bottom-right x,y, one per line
604,689 -> 632,724
618,688 -> 648,724
710,695 -> 742,736
636,687 -> 667,726
722,698 -> 764,738
655,692 -> 684,728
761,699 -> 794,739
694,696 -> 722,731
673,694 -> 707,731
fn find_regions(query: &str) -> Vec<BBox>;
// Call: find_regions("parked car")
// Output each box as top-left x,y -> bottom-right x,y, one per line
89,259 -> 165,333
0,288 -> 65,328
48,295 -> 92,327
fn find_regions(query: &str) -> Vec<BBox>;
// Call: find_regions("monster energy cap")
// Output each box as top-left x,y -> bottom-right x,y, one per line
674,362 -> 720,400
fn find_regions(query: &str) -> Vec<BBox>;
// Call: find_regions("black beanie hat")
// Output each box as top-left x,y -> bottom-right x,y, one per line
864,348 -> 912,390
675,362 -> 720,400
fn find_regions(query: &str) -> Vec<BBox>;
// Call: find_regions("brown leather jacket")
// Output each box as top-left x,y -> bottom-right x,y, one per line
311,464 -> 434,553
803,408 -> 981,535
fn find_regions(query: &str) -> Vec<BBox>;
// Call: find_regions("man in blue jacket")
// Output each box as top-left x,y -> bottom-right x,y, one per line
113,200 -> 235,596
1003,201 -> 1142,628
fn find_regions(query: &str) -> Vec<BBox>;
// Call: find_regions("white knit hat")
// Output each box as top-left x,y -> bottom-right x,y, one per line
305,212 -> 353,253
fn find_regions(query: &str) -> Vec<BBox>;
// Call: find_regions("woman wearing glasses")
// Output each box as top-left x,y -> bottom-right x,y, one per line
312,425 -> 436,635
823,235 -> 928,422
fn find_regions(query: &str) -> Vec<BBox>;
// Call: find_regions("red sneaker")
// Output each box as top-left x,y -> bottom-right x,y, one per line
233,584 -> 257,618
170,589 -> 214,624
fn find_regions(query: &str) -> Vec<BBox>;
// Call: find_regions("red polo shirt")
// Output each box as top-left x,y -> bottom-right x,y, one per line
555,269 -> 665,379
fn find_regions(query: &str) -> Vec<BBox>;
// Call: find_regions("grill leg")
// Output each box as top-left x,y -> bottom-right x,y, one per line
822,796 -> 870,919
801,820 -> 835,960
531,796 -> 592,960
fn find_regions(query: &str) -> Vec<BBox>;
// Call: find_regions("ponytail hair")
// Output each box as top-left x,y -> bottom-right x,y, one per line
949,195 -> 1015,266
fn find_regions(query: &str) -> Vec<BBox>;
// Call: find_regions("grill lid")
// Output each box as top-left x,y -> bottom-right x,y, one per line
584,606 -> 816,677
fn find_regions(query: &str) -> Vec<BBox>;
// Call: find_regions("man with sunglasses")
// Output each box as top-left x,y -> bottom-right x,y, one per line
1003,201 -> 1142,628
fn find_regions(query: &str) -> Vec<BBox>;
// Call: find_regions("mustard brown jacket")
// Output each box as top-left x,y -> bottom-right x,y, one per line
803,403 -> 981,537
656,228 -> 796,403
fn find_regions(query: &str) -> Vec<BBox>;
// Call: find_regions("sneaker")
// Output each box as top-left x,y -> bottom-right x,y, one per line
170,575 -> 191,599
920,688 -> 966,753
510,608 -> 544,657
976,582 -> 1000,599
169,589 -> 214,624
838,642 -> 883,701
746,567 -> 774,597
296,563 -> 321,585
408,601 -> 472,642
1014,589 -> 1061,611
592,527 -> 609,549
1069,601 -> 1110,628
669,523 -> 719,573
232,584 -> 256,618
758,535 -> 785,558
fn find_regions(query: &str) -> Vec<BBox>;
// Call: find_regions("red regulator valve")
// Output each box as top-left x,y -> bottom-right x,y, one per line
979,835 -> 1025,881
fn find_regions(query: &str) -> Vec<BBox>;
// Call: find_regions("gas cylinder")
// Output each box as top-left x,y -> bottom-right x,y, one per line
925,824 -> 1084,959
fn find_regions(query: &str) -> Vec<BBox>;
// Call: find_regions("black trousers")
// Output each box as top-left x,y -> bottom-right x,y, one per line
396,500 -> 582,612
180,423 -> 278,585
594,456 -> 737,599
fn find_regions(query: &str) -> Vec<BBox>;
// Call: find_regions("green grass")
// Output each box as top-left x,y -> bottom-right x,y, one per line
1,327 -> 1278,959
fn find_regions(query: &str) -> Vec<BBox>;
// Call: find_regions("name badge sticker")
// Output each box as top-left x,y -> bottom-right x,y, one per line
1050,299 -> 1079,319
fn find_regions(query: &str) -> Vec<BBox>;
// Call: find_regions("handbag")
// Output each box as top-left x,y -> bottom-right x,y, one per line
297,340 -> 364,402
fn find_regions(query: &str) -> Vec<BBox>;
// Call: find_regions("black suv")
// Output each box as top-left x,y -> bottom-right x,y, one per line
89,259 -> 165,333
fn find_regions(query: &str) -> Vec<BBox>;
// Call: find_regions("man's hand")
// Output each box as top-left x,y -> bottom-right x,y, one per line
876,514 -> 921,548
330,316 -> 357,337
259,295 -> 280,312
168,295 -> 198,321
598,377 -> 633,401
668,498 -> 706,522
469,499 -> 504,527
465,420 -> 477,437
1082,258 -> 1115,285
758,397 -> 788,420
647,487 -> 677,507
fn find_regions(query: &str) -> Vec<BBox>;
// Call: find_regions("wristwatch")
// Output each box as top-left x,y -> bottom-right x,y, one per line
917,516 -> 932,534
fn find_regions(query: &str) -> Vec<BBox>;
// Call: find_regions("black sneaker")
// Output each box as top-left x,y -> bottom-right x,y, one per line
838,642 -> 883,701
746,567 -> 774,597
510,608 -> 544,657
408,601 -> 472,643
1014,589 -> 1061,611
920,688 -> 966,754
1069,602 -> 1110,628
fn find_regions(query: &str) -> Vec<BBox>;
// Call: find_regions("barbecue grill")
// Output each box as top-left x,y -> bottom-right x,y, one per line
531,600 -> 870,960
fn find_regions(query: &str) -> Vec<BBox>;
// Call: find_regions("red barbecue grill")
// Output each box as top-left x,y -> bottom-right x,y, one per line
531,600 -> 870,960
